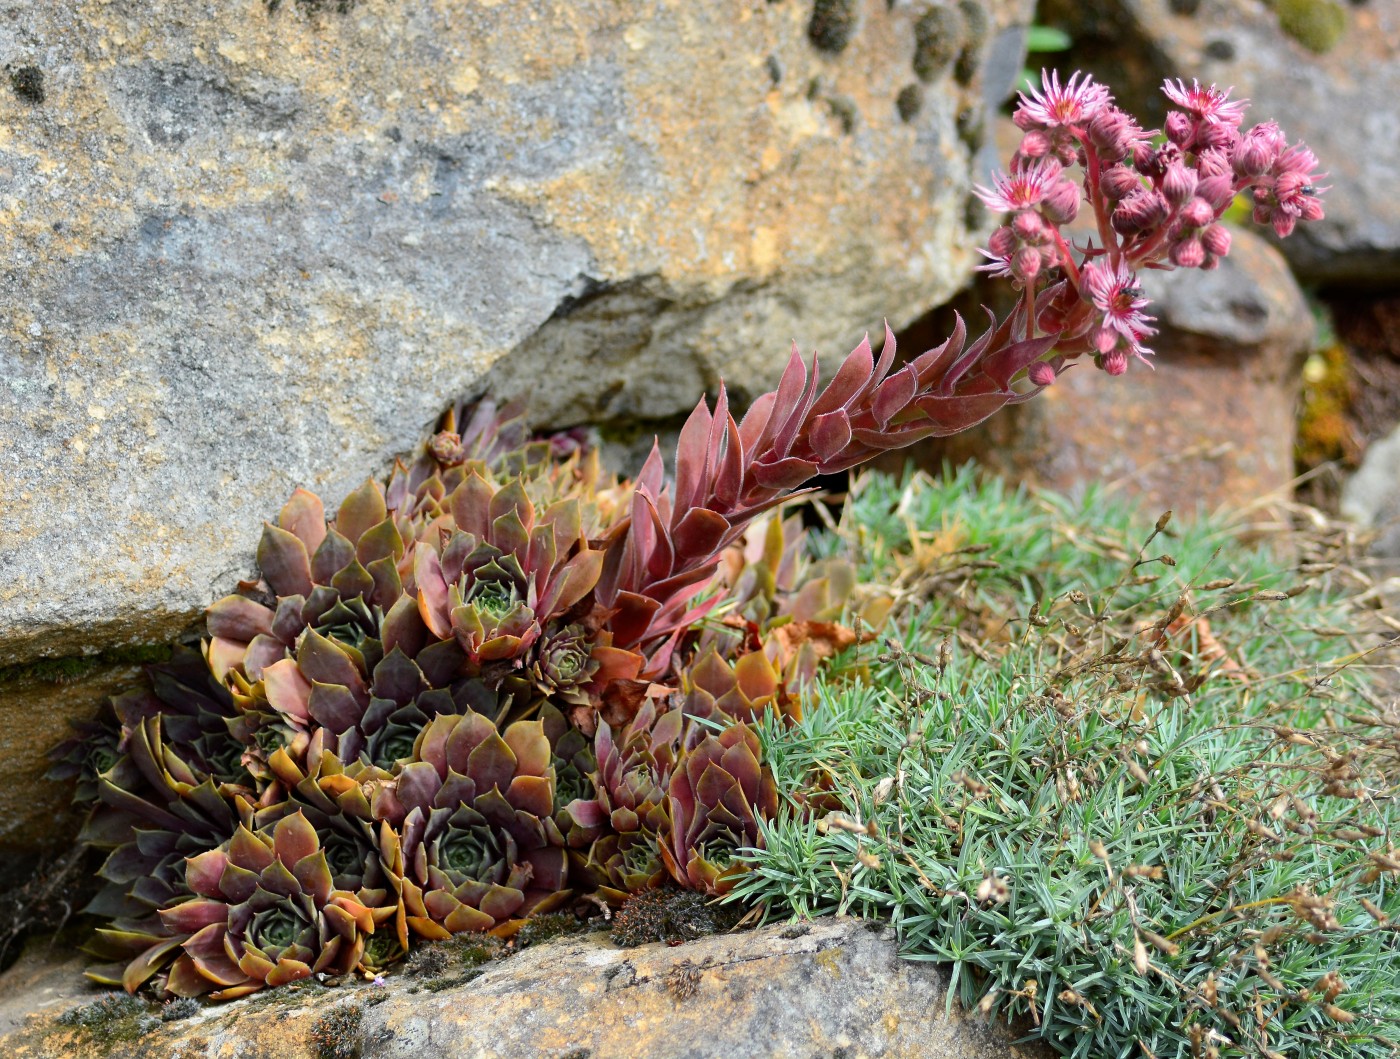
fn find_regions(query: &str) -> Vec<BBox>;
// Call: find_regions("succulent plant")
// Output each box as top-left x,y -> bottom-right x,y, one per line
568,700 -> 683,902
679,646 -> 791,725
414,477 -> 604,667
660,723 -> 778,895
391,714 -> 570,936
161,813 -> 379,998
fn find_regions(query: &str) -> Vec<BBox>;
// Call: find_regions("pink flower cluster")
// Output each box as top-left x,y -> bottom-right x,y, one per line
976,70 -> 1326,378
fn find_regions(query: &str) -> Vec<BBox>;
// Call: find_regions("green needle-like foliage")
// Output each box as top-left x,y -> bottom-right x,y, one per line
733,467 -> 1400,1059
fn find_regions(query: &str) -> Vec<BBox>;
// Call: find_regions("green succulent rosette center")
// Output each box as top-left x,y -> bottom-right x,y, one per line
249,905 -> 305,956
372,723 -> 423,768
466,577 -> 520,621
323,834 -> 364,881
555,763 -> 592,806
439,824 -> 506,881
87,745 -> 119,777
361,930 -> 405,971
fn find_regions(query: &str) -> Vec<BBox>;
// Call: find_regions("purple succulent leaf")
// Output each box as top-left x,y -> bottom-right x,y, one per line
809,409 -> 853,464
336,480 -> 388,545
310,529 -> 355,585
278,488 -> 328,554
207,596 -> 275,641
257,523 -> 314,598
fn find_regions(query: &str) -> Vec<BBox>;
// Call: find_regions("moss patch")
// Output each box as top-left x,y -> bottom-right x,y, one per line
610,889 -> 743,948
0,644 -> 171,687
1272,0 -> 1347,52
55,993 -> 159,1046
308,1003 -> 364,1059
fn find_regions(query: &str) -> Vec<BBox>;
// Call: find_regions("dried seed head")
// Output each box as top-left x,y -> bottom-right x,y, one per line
975,871 -> 1009,905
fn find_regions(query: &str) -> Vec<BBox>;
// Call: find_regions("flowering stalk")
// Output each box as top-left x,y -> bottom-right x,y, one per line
599,70 -> 1324,668
983,71 -> 1327,375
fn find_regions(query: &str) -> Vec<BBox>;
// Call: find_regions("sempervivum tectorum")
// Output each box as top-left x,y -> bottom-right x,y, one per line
391,714 -> 569,937
414,478 -> 603,667
679,645 -> 792,725
567,699 -> 683,903
660,722 -> 779,895
160,813 -> 378,998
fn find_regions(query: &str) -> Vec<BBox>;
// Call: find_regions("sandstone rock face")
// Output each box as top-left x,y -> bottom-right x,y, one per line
0,0 -> 1030,852
0,917 -> 1049,1059
1038,0 -> 1400,284
890,228 -> 1312,512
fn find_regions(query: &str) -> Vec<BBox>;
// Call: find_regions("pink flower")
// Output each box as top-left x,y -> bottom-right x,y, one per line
1017,70 -> 1111,130
974,161 -> 1064,213
974,248 -> 1015,279
1082,258 -> 1156,359
1161,79 -> 1249,126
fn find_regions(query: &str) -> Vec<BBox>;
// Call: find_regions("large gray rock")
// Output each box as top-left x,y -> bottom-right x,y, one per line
1038,0 -> 1400,284
1343,423 -> 1400,557
0,917 -> 1049,1058
0,0 -> 1031,853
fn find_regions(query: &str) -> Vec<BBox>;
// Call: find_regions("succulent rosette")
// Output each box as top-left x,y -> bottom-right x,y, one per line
414,479 -> 604,668
679,646 -> 789,725
48,72 -> 1329,1003
392,714 -> 569,936
528,623 -> 600,707
160,813 -> 377,998
660,723 -> 779,895
568,700 -> 683,902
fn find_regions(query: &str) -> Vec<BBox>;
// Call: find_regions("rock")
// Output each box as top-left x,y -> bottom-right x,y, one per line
0,661 -> 146,854
0,0 -> 1032,855
1036,0 -> 1400,284
888,227 -> 1312,512
1342,424 -> 1400,557
0,917 -> 1050,1059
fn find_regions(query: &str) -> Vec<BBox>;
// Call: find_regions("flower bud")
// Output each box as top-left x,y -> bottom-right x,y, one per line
1196,174 -> 1236,210
1028,361 -> 1057,386
1012,210 -> 1045,242
1042,180 -> 1081,224
1013,246 -> 1042,283
1300,196 -> 1325,222
1112,189 -> 1169,234
1092,325 -> 1117,354
1165,111 -> 1193,146
1196,121 -> 1238,152
1232,132 -> 1274,178
1087,107 -> 1133,158
1180,197 -> 1214,228
1170,236 -> 1205,268
988,225 -> 1017,257
1162,162 -> 1198,205
1013,107 -> 1040,132
1195,148 -> 1232,179
1252,202 -> 1273,226
1019,129 -> 1052,158
1272,212 -> 1297,238
1200,252 -> 1220,270
1099,164 -> 1141,201
1132,140 -> 1156,172
1201,224 -> 1232,256
1101,349 -> 1129,376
